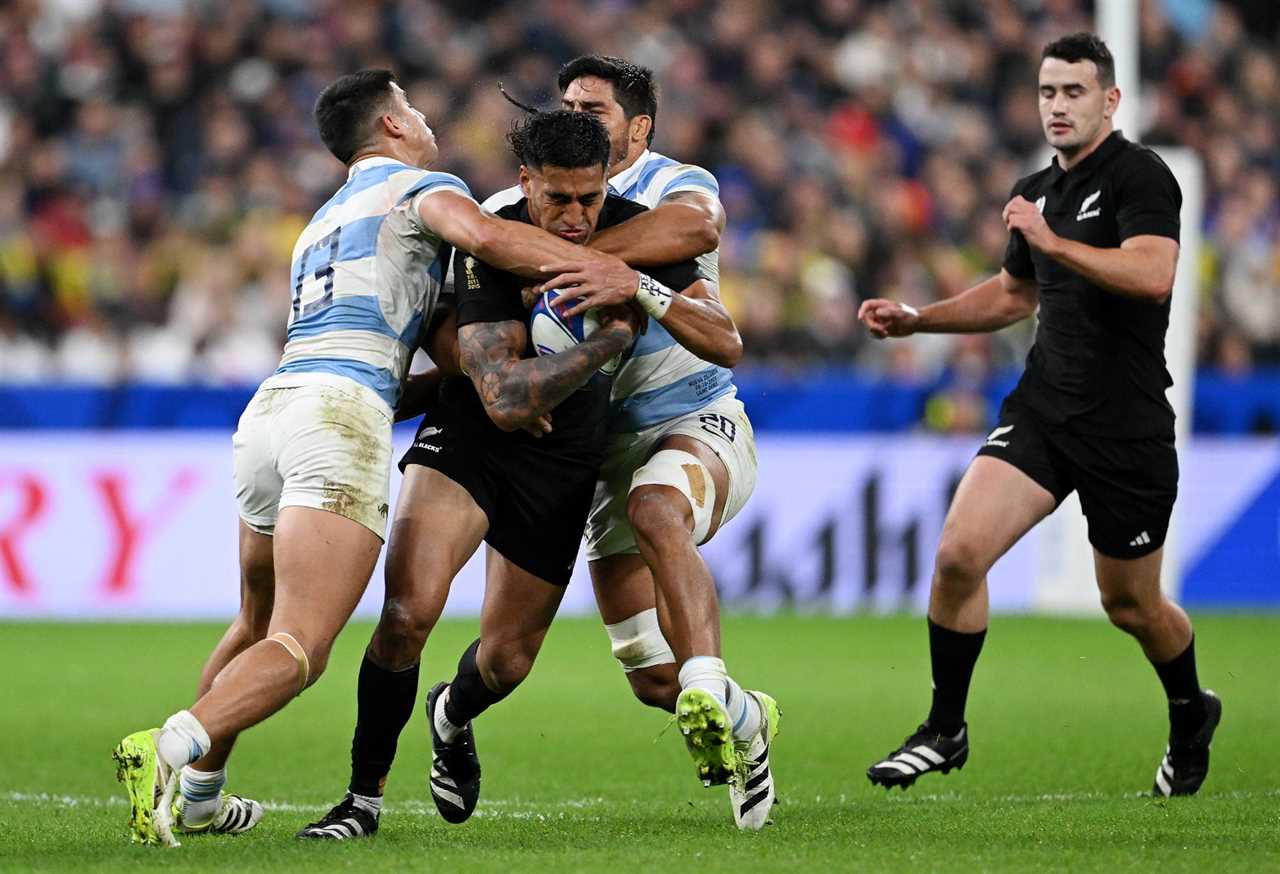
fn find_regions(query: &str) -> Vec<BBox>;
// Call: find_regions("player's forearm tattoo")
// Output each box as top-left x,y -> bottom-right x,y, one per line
459,320 -> 632,427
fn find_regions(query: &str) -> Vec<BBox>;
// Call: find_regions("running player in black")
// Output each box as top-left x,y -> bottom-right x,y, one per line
299,111 -> 705,838
858,33 -> 1219,798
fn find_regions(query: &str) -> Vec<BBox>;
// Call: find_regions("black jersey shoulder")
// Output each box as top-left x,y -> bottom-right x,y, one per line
1010,132 -> 1176,198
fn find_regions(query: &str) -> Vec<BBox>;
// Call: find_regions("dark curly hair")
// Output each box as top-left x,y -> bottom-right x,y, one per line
507,110 -> 611,172
1042,33 -> 1115,88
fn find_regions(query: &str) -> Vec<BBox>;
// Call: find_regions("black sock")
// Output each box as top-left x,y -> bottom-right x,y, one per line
925,618 -> 986,737
444,638 -> 509,726
1151,636 -> 1207,738
348,653 -> 419,797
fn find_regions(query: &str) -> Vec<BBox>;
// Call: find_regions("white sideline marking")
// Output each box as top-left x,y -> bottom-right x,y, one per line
881,788 -> 1280,805
6,788 -> 1278,813
1,791 -> 608,820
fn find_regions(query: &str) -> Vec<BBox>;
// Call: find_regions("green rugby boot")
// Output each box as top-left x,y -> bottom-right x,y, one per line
112,729 -> 180,847
675,687 -> 736,786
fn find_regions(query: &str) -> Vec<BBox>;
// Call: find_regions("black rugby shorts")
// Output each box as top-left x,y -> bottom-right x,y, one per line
399,412 -> 597,586
976,397 -> 1178,559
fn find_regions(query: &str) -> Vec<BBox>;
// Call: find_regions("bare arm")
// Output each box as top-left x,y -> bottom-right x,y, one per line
1003,196 -> 1178,303
858,270 -> 1039,338
588,190 -> 725,266
417,189 -> 599,279
457,311 -> 638,432
646,278 -> 742,367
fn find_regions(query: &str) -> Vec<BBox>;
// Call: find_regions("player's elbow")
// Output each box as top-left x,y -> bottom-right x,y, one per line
712,330 -> 743,368
461,215 -> 504,264
487,409 -> 520,432
1145,270 -> 1175,304
690,214 -> 720,254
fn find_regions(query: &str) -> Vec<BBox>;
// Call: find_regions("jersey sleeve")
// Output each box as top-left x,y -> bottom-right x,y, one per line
1002,180 -> 1036,280
405,172 -> 475,236
645,256 -> 704,292
655,162 -> 720,201
451,249 -> 525,328
1114,151 -> 1181,243
481,185 -> 524,212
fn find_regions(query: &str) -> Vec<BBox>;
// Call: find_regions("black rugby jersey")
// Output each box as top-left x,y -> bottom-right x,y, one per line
441,195 -> 702,463
1002,131 -> 1182,439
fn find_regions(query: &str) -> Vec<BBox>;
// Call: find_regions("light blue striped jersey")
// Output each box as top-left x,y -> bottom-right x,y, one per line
483,149 -> 734,432
266,156 -> 471,414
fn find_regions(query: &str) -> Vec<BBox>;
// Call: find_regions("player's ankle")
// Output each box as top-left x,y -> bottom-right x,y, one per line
158,710 -> 211,770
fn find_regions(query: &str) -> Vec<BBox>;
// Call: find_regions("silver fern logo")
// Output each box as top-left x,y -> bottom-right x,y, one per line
1077,190 -> 1101,221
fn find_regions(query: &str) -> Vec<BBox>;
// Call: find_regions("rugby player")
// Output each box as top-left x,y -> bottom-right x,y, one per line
111,71 -> 630,847
298,110 -> 709,838
859,34 -> 1219,797
487,56 -> 780,829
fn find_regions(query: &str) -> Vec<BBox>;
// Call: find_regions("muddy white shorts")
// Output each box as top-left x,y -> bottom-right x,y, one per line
233,372 -> 393,540
585,393 -> 757,561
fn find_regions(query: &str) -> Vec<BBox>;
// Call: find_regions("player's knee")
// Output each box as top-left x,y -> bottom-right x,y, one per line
627,486 -> 691,544
477,641 -> 535,694
1101,592 -> 1160,636
933,537 -> 986,591
371,596 -> 437,667
627,666 -> 679,712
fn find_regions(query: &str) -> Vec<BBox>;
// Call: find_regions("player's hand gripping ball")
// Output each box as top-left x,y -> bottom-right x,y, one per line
530,290 -> 624,376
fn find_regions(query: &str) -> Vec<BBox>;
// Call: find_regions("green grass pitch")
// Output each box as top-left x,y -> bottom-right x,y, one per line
1,614 -> 1277,872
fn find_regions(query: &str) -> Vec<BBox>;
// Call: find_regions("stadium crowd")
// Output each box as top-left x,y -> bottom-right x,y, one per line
0,0 -> 1276,427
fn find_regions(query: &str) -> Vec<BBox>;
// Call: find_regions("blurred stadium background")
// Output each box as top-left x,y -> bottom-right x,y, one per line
0,0 -> 1276,619
2,3 -> 1279,870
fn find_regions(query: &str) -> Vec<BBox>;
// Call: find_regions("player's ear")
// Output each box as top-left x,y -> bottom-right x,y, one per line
1104,85 -> 1121,120
518,166 -> 532,198
380,112 -> 402,139
631,114 -> 651,146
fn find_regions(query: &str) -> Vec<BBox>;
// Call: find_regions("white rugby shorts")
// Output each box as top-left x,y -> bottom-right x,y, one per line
585,393 -> 757,560
233,373 -> 393,540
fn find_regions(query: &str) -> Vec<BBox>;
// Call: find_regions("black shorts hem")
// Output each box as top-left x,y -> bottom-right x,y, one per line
483,538 -> 577,587
974,443 -> 1071,506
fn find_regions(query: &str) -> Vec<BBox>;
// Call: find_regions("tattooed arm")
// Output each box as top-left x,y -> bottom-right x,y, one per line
457,307 -> 639,432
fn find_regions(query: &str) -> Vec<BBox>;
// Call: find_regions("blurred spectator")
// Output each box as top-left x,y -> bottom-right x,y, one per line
0,0 -> 1277,435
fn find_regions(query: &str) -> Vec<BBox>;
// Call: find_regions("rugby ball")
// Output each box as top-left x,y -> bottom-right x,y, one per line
529,290 -> 622,376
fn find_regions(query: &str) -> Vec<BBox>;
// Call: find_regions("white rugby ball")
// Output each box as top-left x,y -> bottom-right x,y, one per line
529,290 -> 622,376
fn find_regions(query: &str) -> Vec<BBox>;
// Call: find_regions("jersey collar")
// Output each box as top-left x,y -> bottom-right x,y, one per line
608,149 -> 651,195
1048,130 -> 1126,183
347,155 -> 405,179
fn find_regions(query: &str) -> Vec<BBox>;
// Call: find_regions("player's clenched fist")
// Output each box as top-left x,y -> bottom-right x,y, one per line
1002,196 -> 1058,252
858,299 -> 920,339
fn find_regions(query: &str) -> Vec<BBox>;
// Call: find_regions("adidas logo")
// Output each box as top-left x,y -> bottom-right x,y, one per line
1129,531 -> 1152,547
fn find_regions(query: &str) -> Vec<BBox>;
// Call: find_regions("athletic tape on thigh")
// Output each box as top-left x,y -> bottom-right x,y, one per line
267,631 -> 310,695
604,608 -> 675,672
630,449 -> 717,544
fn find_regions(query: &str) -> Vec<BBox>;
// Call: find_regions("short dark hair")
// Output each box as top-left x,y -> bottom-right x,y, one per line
508,110 -> 612,174
1041,33 -> 1116,88
557,55 -> 658,146
314,69 -> 397,164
